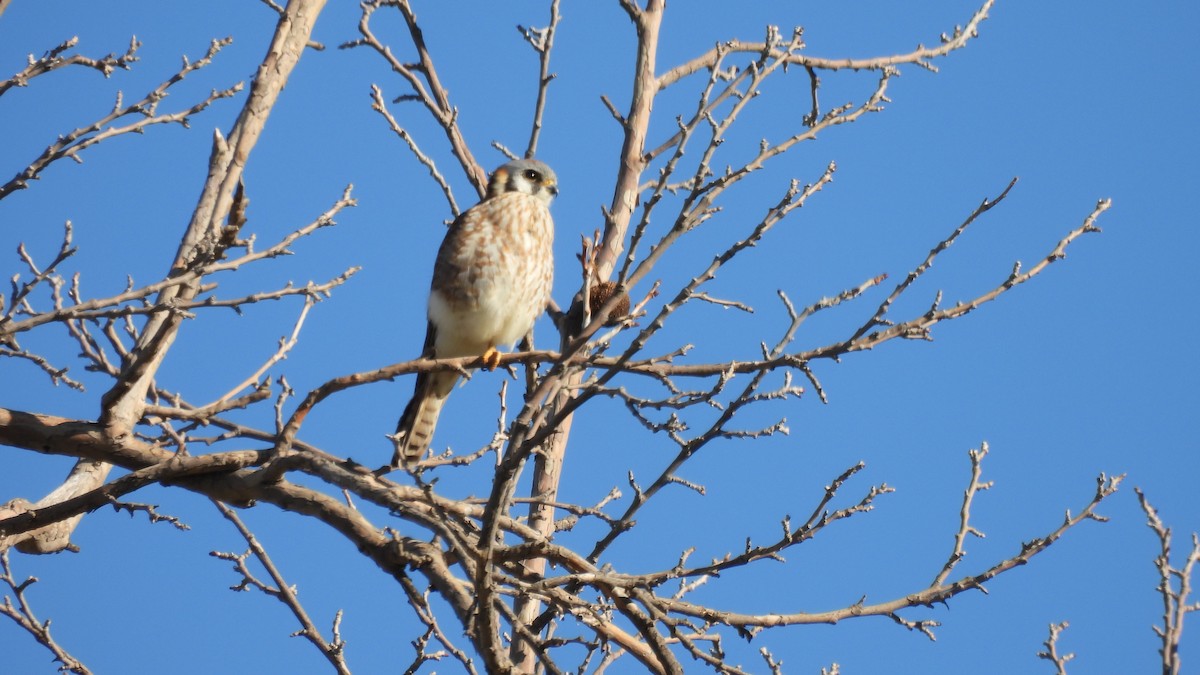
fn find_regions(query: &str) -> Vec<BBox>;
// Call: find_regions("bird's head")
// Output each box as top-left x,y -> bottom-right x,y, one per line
487,158 -> 559,206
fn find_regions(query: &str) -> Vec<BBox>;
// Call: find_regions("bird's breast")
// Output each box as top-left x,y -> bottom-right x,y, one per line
427,193 -> 554,357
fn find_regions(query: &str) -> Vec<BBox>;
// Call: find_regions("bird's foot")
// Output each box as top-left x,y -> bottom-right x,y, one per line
480,346 -> 502,371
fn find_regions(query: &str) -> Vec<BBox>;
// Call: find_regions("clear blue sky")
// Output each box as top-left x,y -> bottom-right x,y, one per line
2,1 -> 1197,673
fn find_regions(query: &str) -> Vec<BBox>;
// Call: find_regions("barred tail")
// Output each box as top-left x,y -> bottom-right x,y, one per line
392,370 -> 458,467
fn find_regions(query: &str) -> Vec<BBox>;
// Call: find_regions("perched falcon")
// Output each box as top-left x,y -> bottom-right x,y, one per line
391,158 -> 558,467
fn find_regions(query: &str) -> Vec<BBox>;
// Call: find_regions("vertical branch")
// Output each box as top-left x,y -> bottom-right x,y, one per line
1137,488 -> 1200,675
520,0 -> 561,158
932,443 -> 992,587
1036,621 -> 1074,675
594,0 -> 665,282
510,385 -> 576,671
510,2 -> 665,671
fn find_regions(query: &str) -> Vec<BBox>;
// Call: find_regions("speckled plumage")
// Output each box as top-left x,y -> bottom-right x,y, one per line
392,159 -> 557,467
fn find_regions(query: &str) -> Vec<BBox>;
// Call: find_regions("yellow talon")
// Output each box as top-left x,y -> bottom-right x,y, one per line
480,346 -> 502,371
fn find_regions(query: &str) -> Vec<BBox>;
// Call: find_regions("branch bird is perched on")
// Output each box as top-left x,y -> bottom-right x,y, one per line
391,159 -> 559,468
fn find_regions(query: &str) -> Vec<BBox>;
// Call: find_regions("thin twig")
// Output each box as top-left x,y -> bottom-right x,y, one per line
212,501 -> 350,674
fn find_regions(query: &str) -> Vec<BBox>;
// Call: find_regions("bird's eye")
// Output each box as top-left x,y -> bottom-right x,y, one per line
523,169 -> 541,182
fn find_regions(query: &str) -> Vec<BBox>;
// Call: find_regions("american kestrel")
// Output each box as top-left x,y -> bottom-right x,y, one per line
391,158 -> 558,467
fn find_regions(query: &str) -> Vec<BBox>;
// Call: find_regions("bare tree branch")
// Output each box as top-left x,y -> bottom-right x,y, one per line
0,35 -> 139,98
519,0 -> 561,158
0,550 -> 93,674
369,84 -> 461,216
1137,488 -> 1200,675
1036,621 -> 1074,675
211,501 -> 350,674
341,0 -> 487,193
0,37 -> 241,201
